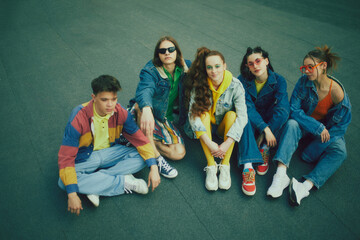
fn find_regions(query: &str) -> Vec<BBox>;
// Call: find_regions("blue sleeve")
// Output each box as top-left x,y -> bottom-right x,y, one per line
135,66 -> 156,110
267,74 -> 290,133
290,77 -> 324,136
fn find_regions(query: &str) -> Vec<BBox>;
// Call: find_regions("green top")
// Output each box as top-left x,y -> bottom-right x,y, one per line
163,66 -> 183,121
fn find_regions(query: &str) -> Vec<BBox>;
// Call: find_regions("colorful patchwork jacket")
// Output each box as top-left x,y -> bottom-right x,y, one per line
58,100 -> 156,194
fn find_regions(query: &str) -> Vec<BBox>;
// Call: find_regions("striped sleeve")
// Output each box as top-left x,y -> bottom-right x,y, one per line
58,107 -> 83,193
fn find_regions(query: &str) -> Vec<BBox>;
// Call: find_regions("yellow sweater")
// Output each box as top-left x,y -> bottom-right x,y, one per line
207,70 -> 232,124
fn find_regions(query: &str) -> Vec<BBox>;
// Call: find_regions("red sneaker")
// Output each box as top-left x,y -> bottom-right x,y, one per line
242,168 -> 256,196
257,147 -> 269,175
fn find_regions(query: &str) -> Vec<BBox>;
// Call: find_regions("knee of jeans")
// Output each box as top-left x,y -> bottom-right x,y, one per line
224,111 -> 236,123
301,151 -> 315,163
286,119 -> 300,130
328,140 -> 347,161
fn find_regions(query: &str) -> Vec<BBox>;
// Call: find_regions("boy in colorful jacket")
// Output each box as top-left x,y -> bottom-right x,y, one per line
58,75 -> 160,215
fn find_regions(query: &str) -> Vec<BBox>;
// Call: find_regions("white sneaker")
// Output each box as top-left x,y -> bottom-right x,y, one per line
218,164 -> 231,190
204,165 -> 218,191
124,174 -> 149,194
289,178 -> 310,206
87,194 -> 100,207
267,173 -> 290,198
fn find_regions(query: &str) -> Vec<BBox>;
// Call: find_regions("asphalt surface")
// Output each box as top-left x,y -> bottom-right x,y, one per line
0,0 -> 359,239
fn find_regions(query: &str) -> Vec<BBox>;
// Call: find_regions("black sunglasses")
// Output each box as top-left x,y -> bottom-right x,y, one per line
158,46 -> 176,54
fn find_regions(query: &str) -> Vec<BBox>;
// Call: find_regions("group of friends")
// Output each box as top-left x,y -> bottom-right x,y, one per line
58,36 -> 351,215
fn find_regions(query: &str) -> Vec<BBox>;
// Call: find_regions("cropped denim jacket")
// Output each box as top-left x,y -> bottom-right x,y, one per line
238,70 -> 290,133
186,77 -> 248,142
290,75 -> 351,160
134,59 -> 191,125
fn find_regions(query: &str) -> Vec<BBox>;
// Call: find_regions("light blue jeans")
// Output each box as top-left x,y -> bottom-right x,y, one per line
273,119 -> 347,189
58,144 -> 146,196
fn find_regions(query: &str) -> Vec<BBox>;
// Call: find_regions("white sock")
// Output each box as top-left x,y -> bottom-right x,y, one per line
276,165 -> 287,176
302,180 -> 313,192
244,163 -> 253,170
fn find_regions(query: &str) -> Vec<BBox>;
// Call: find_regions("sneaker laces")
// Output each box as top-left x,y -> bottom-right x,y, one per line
124,187 -> 133,194
260,149 -> 269,165
243,170 -> 255,183
158,157 -> 172,172
203,164 -> 218,172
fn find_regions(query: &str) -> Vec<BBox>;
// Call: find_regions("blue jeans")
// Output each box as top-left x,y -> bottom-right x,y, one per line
273,119 -> 347,189
238,121 -> 282,166
58,144 -> 146,196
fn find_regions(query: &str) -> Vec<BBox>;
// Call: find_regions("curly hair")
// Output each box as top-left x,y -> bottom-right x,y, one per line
184,47 -> 225,117
304,45 -> 341,72
152,36 -> 184,68
239,46 -> 274,81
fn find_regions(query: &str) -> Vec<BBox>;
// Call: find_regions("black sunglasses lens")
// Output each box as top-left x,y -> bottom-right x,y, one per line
168,47 -> 176,53
158,48 -> 166,54
158,47 -> 176,54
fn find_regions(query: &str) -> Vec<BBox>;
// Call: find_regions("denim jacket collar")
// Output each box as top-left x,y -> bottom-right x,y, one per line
155,58 -> 189,79
247,69 -> 278,99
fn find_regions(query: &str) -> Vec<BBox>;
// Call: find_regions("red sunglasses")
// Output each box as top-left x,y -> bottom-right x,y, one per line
247,58 -> 263,68
300,62 -> 324,73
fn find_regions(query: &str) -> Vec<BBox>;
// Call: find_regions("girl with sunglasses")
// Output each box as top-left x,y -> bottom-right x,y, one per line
130,36 -> 191,179
184,47 -> 247,191
267,46 -> 351,206
237,47 -> 290,196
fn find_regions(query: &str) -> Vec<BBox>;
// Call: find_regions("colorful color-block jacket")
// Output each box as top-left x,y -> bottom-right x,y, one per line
58,100 -> 156,194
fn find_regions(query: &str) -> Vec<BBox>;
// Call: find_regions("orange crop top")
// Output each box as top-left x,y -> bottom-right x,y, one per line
310,80 -> 334,121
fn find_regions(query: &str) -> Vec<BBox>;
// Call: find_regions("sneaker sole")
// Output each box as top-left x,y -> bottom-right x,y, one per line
289,179 -> 300,206
242,186 -> 256,196
160,171 -> 178,179
256,168 -> 268,176
206,186 -> 218,191
219,182 -> 231,190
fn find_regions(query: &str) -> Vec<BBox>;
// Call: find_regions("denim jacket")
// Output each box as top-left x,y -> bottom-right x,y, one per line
134,59 -> 191,125
186,77 -> 248,142
238,70 -> 290,133
290,75 -> 351,160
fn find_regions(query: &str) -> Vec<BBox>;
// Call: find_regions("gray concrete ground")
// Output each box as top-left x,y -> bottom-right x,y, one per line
0,0 -> 359,239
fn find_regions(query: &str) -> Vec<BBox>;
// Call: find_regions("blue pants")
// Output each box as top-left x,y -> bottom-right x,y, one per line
238,121 -> 282,166
58,144 -> 146,196
273,119 -> 347,189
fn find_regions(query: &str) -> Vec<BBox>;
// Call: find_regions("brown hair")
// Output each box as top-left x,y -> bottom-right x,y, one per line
152,36 -> 184,68
304,45 -> 341,72
184,47 -> 225,117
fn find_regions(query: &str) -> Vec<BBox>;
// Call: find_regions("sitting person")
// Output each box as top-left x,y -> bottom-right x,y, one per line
58,75 -> 160,215
237,47 -> 289,196
267,46 -> 351,206
131,36 -> 191,178
184,47 -> 247,191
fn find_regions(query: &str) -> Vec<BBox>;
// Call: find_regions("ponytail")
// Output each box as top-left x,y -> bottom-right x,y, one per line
305,45 -> 341,72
